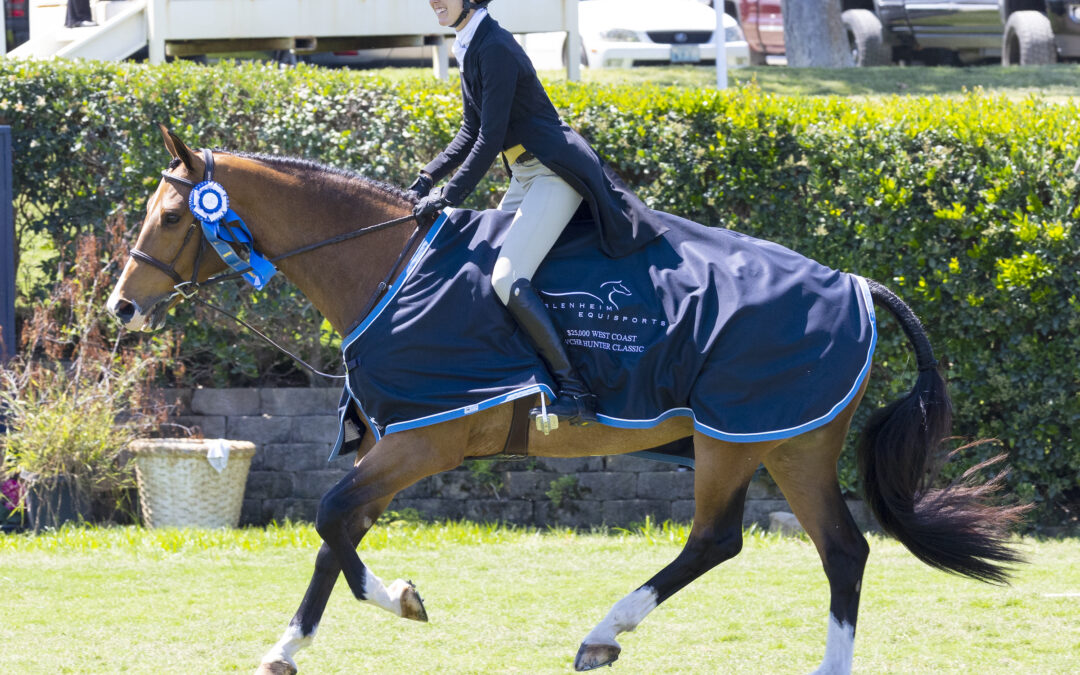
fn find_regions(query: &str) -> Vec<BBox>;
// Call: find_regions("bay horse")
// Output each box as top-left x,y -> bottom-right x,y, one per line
107,127 -> 1025,675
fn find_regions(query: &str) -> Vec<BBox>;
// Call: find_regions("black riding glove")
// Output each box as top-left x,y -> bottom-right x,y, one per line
408,173 -> 433,199
413,193 -> 450,220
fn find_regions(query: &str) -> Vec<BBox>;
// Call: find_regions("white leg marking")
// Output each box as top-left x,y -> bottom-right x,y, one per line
582,586 -> 659,648
811,613 -> 855,675
362,568 -> 409,616
261,623 -> 314,671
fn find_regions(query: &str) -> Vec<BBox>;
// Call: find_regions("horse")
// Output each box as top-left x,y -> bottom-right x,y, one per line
107,126 -> 1026,675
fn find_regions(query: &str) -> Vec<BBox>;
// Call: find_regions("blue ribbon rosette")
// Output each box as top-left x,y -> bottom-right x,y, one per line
189,180 -> 277,290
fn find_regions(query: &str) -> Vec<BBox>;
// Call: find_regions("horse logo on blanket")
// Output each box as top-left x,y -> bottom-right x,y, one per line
541,281 -> 633,310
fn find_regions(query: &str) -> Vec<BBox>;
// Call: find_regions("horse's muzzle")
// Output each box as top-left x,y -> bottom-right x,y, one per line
106,290 -> 173,332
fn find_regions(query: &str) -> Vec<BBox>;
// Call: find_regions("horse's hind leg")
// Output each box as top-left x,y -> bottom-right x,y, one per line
763,414 -> 869,675
575,433 -> 773,671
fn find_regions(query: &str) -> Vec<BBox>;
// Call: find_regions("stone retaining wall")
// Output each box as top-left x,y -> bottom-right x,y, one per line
162,388 -> 878,531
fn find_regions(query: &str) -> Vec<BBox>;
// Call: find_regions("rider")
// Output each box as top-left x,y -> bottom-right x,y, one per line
412,0 -> 665,426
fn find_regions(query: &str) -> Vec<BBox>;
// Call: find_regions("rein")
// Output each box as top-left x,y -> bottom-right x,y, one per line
130,149 -> 424,380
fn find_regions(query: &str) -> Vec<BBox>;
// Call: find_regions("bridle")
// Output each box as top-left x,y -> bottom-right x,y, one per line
128,148 -> 426,379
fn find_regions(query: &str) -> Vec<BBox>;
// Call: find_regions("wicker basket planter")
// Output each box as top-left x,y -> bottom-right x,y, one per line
129,438 -> 256,528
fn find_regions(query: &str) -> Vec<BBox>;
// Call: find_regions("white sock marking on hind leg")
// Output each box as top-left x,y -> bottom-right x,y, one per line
362,568 -> 409,616
811,613 -> 855,675
582,586 -> 658,647
262,622 -> 314,670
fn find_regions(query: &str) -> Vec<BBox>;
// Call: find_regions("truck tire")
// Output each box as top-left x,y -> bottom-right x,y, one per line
749,46 -> 767,66
1002,11 -> 1056,66
842,9 -> 890,67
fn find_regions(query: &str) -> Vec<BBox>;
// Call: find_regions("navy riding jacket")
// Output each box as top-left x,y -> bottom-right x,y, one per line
422,16 -> 666,258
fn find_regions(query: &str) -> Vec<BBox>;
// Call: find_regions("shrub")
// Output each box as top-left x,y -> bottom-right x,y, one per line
1,60 -> 1076,524
0,221 -> 176,518
546,475 -> 583,510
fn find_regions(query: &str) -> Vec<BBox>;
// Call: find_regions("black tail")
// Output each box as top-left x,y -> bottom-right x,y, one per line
858,279 -> 1028,584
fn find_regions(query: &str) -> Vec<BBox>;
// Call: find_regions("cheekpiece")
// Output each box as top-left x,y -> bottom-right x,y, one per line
189,180 -> 230,223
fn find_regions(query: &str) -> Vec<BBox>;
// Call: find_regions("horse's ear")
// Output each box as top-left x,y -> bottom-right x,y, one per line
157,122 -> 196,172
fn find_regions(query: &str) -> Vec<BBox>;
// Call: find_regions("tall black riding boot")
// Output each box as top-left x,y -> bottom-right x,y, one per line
505,278 -> 598,426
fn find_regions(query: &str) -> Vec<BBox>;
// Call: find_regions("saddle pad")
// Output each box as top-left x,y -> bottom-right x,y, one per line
330,208 -> 876,459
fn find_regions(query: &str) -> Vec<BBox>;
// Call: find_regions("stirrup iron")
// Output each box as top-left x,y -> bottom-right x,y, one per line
534,392 -> 559,435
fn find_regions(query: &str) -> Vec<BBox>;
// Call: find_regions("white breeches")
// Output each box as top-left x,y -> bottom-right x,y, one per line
492,157 -> 584,305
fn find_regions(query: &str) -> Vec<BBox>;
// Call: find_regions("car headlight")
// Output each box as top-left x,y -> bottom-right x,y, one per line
600,29 -> 640,42
1070,4 -> 1080,22
725,25 -> 744,43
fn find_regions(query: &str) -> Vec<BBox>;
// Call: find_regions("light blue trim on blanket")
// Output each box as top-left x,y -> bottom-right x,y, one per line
384,383 -> 557,436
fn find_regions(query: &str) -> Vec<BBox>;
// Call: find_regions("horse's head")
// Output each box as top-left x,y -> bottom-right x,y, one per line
600,281 -> 632,308
604,282 -> 632,297
107,125 -> 229,331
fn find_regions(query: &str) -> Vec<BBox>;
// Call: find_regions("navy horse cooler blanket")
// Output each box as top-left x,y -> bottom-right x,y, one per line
330,208 -> 877,460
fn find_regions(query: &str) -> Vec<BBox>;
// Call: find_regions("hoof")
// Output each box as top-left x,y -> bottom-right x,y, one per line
400,582 -> 429,622
255,660 -> 297,675
574,642 -> 621,671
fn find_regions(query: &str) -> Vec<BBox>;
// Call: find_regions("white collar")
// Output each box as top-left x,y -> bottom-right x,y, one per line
452,8 -> 488,68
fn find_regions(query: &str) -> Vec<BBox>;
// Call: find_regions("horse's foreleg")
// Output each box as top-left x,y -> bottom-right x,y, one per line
314,427 -> 463,610
764,427 -> 868,675
257,511 -> 372,674
575,434 -> 770,671
258,429 -> 459,675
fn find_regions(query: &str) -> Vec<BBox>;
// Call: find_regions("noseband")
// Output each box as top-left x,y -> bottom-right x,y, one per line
127,148 -> 425,378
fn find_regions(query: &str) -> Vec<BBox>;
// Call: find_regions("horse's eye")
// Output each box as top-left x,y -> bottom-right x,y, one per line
163,212 -> 182,226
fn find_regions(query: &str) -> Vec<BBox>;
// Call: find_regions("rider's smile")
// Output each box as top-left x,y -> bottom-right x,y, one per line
428,0 -> 464,28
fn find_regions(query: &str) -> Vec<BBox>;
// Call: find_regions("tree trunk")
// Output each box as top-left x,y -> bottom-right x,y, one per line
782,0 -> 853,68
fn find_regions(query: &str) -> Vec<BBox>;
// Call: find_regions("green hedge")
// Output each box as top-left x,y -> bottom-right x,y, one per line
1,60 -> 1076,524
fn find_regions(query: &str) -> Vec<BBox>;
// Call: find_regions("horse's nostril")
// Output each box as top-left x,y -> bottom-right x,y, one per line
113,299 -> 137,323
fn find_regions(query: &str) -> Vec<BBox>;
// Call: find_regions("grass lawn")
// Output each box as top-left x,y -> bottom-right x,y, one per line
1,522 -> 1077,674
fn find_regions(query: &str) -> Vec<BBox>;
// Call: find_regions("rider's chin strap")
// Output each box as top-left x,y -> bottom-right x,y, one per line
450,5 -> 473,28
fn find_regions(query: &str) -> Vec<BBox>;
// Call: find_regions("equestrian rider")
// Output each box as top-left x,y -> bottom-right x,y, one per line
412,0 -> 666,426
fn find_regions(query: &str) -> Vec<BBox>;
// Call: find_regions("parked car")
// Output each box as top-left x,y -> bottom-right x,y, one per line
300,0 -> 748,72
4,0 -> 29,51
527,0 -> 747,69
559,0 -> 748,69
737,0 -> 783,65
737,0 -> 1077,66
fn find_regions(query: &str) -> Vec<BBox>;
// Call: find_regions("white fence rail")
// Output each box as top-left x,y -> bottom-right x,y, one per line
7,0 -> 580,79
